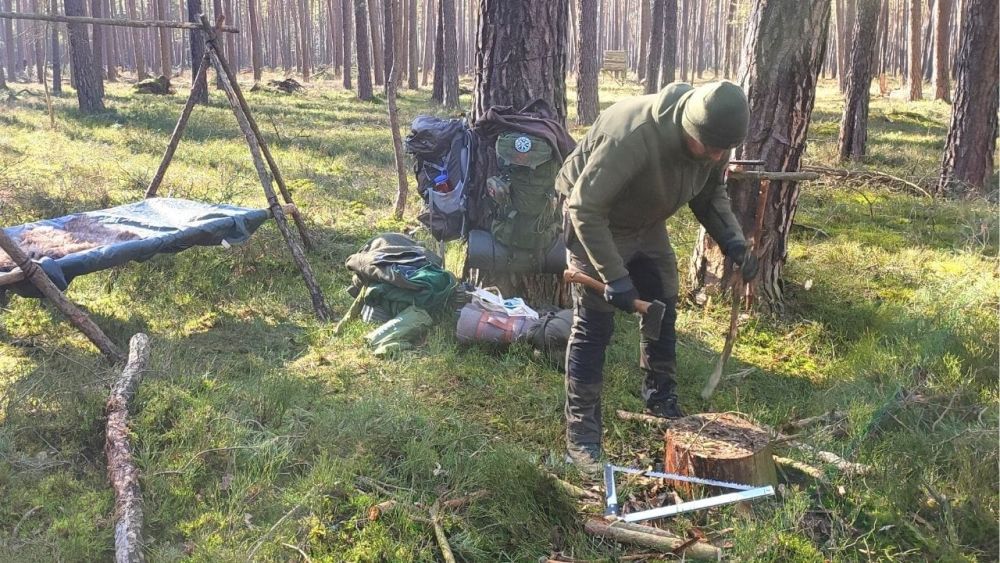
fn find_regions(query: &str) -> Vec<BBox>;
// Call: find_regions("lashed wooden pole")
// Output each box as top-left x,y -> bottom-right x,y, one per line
584,520 -> 721,560
197,14 -> 313,249
0,11 -> 238,32
0,230 -> 124,363
144,51 -> 212,199
106,333 -> 152,563
200,15 -> 330,321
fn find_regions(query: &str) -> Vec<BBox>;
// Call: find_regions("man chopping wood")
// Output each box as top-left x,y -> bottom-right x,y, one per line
557,80 -> 757,472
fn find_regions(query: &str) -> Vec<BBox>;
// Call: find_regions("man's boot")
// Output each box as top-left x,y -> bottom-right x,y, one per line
641,357 -> 686,419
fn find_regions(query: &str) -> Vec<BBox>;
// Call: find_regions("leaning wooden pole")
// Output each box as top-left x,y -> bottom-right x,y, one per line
0,230 -> 125,363
198,15 -> 313,249
106,333 -> 151,563
201,17 -> 331,321
144,51 -> 212,199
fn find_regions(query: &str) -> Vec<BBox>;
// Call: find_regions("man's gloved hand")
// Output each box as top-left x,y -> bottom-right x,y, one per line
728,242 -> 759,282
604,275 -> 639,313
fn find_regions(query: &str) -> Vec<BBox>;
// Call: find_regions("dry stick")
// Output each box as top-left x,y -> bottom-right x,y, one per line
801,164 -> 932,198
773,455 -> 830,486
145,51 -> 212,198
0,267 -> 26,287
615,409 -> 670,428
0,230 -> 124,363
429,498 -> 457,563
784,410 -> 847,432
584,520 -> 721,560
106,333 -> 151,563
366,499 -> 398,521
202,18 -> 331,322
386,62 -> 408,220
0,11 -> 239,32
199,16 -> 313,249
702,178 -> 770,400
441,489 -> 490,510
728,170 -> 821,182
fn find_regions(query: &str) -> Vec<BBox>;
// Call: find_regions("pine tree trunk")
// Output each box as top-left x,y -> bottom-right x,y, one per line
577,0 -> 599,124
422,0 -> 434,85
693,0 -> 704,77
908,0 -> 922,99
921,0 -> 934,82
187,0 -> 207,102
472,0 -> 569,306
644,0 -> 663,92
64,0 -> 106,111
342,0 -> 353,88
124,0 -> 147,78
51,0 -> 62,94
661,0 -> 677,86
381,0 -> 393,83
933,0 -> 950,100
689,0 -> 831,309
104,0 -> 118,80
440,0 -> 457,106
367,0 -> 383,84
724,0 -> 736,77
638,0 -> 650,79
431,0 -> 443,100
937,0 -> 998,195
248,0 -> 263,81
838,0 -> 880,160
407,0 -> 417,87
156,0 -> 171,76
354,0 -> 374,98
224,0 -> 236,69
300,0 -> 312,81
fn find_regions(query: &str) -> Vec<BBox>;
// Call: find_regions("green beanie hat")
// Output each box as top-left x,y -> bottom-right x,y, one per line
681,80 -> 750,149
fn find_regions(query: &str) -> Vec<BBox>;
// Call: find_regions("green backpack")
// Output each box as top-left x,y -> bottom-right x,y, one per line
487,132 -> 562,257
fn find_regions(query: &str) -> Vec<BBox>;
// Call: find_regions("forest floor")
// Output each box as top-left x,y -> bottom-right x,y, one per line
0,74 -> 997,562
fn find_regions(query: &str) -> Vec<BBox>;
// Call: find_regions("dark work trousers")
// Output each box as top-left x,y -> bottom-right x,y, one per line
564,223 -> 679,447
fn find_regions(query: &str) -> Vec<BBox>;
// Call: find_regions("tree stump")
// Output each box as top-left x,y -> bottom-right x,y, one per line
664,413 -> 777,494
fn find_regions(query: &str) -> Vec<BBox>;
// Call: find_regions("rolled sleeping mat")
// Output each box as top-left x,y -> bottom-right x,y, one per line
456,302 -> 539,345
465,229 -> 566,274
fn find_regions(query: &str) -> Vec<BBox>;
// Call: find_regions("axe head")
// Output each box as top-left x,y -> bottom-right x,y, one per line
637,299 -> 666,341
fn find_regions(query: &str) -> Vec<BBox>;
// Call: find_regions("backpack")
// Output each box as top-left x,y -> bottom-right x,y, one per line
404,116 -> 476,242
486,132 -> 562,260
523,309 -> 574,370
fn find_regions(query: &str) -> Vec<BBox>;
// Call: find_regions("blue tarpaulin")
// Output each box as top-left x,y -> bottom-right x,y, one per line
1,198 -> 271,297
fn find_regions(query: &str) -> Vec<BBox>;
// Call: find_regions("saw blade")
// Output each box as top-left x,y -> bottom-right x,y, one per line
610,465 -> 756,491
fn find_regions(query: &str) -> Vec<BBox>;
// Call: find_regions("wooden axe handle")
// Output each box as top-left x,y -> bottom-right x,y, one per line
562,270 -> 651,314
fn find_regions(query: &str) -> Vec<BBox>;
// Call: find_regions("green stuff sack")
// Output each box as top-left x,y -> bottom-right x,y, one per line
488,133 -> 562,254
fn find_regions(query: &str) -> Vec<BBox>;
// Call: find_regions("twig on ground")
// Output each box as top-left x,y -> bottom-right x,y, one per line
429,498 -> 457,563
11,505 -> 42,540
583,520 -> 721,560
281,542 -> 313,562
615,410 -> 670,428
247,492 -> 313,560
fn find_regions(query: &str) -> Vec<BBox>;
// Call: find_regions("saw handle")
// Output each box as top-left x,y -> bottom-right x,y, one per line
562,270 -> 652,314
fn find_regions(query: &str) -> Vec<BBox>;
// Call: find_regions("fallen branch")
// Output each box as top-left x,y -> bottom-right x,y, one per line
773,455 -> 830,486
429,498 -> 457,563
367,500 -> 397,521
584,520 -> 721,560
729,170 -> 821,182
441,489 -> 490,510
615,410 -> 670,428
783,410 -> 847,433
787,442 -> 873,477
105,333 -> 152,563
545,472 -> 600,500
802,165 -> 932,198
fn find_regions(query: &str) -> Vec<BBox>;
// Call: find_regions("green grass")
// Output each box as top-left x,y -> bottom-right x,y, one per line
0,73 -> 997,562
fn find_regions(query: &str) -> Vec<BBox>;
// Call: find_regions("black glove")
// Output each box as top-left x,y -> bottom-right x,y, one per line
728,242 -> 759,282
604,275 -> 639,313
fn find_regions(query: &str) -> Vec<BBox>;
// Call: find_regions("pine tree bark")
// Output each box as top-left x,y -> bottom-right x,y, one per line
933,0 -> 950,100
431,0 -> 443,100
248,0 -> 262,81
103,0 -> 118,80
472,0 -> 569,306
723,0 -> 737,77
187,0 -> 207,102
690,0 -> 831,309
838,0 -> 880,160
937,0 -> 997,195
644,0 -> 663,92
88,0 -> 105,79
577,0 -> 599,124
64,0 -> 105,110
661,0 -> 677,86
354,0 -> 374,98
638,0 -> 650,79
341,0 -> 353,88
440,0 -> 457,106
908,0 -> 922,99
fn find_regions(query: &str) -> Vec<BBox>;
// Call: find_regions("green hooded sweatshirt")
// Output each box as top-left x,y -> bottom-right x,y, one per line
556,82 -> 747,283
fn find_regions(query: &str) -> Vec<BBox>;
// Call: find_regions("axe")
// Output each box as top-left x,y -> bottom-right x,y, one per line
562,270 -> 666,341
